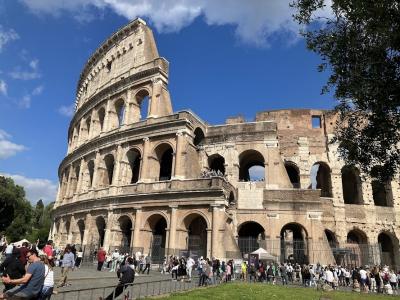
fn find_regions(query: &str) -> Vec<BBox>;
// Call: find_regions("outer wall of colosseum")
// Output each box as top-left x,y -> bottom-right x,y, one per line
51,18 -> 400,269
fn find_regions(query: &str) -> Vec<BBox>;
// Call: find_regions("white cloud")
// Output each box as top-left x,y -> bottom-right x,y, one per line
18,0 -> 325,46
0,25 -> 19,52
58,104 -> 75,117
0,129 -> 27,159
0,173 -> 57,204
32,85 -> 44,96
18,85 -> 44,109
0,79 -> 7,96
10,58 -> 41,80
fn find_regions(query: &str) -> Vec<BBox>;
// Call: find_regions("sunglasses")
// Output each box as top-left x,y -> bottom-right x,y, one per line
26,254 -> 32,259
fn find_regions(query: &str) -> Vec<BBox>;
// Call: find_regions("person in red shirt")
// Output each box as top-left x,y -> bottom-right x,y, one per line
97,247 -> 106,271
18,242 -> 29,266
42,240 -> 54,267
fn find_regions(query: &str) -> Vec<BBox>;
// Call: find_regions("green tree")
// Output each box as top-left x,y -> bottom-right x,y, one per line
29,201 -> 54,242
292,0 -> 400,180
0,176 -> 33,241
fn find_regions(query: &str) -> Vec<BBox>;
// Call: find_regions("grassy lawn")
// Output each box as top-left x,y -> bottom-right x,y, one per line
160,282 -> 394,300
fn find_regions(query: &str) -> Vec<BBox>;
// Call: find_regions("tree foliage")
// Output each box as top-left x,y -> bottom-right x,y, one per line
292,0 -> 400,180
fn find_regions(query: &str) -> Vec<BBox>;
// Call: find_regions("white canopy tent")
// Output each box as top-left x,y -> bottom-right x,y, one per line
12,239 -> 30,247
251,247 -> 277,261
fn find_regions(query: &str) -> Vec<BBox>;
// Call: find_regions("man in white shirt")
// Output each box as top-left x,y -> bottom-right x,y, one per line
110,249 -> 120,272
359,267 -> 367,290
186,257 -> 195,281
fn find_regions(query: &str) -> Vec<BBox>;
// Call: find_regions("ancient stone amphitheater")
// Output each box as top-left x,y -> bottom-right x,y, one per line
51,18 -> 399,268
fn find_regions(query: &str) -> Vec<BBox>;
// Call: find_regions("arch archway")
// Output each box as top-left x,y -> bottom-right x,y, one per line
104,154 -> 115,186
182,213 -> 208,258
208,154 -> 225,175
238,221 -> 266,254
311,162 -> 332,197
341,166 -> 363,204
285,161 -> 300,188
114,99 -> 125,128
126,148 -> 141,184
145,214 -> 168,263
98,107 -> 106,133
346,229 -> 369,267
378,232 -> 396,267
77,219 -> 85,245
87,160 -> 95,188
193,128 -> 205,146
135,89 -> 150,121
239,150 -> 265,182
118,215 -> 133,252
95,216 -> 106,247
280,223 -> 308,264
154,144 -> 173,181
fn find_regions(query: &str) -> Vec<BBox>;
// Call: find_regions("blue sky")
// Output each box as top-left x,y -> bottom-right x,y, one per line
0,0 -> 334,204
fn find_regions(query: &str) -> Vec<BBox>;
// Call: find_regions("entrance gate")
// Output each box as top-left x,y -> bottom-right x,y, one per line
151,235 -> 165,263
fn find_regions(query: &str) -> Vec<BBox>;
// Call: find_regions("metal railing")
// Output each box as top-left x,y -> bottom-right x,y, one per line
53,278 -> 199,300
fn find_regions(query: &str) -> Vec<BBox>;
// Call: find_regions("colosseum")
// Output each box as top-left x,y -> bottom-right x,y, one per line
51,18 -> 400,268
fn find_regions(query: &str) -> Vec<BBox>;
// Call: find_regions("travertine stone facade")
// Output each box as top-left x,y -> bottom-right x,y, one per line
52,19 -> 400,268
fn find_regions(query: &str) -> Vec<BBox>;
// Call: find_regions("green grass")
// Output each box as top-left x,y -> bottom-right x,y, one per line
160,283 -> 395,300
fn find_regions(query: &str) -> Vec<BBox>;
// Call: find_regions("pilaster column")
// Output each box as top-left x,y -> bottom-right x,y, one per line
75,158 -> 85,195
113,144 -> 123,186
139,138 -> 150,182
103,210 -> 114,250
211,205 -> 220,258
82,212 -> 92,246
92,151 -> 101,188
167,205 -> 178,252
89,109 -> 97,139
149,79 -> 162,118
65,165 -> 73,199
103,99 -> 111,132
207,229 -> 212,259
67,215 -> 75,244
132,208 -> 143,249
77,118 -> 85,146
173,131 -> 185,179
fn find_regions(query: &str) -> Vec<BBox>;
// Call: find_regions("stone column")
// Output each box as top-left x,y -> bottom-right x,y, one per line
67,215 -> 75,244
103,98 -> 111,133
173,131 -> 185,179
82,212 -> 92,246
139,138 -> 150,182
132,208 -> 143,249
211,205 -> 219,258
206,229 -> 212,259
167,205 -> 178,253
149,78 -> 162,118
75,158 -> 85,195
65,165 -> 73,199
77,118 -> 85,146
92,151 -> 101,188
113,144 -> 123,186
103,210 -> 114,251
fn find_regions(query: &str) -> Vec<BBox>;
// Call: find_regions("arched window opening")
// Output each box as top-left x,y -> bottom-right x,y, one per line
127,149 -> 141,184
74,165 -> 80,192
193,128 -> 205,147
87,160 -> 95,187
285,162 -> 300,188
341,166 -> 363,204
183,214 -> 208,258
155,145 -> 173,181
346,229 -> 369,267
115,99 -> 125,127
135,90 -> 150,121
96,217 -> 106,247
325,229 -> 338,248
238,222 -> 266,254
104,154 -> 115,186
119,216 -> 132,251
208,154 -> 225,175
77,219 -> 85,244
85,117 -> 91,140
311,162 -> 332,197
98,107 -> 105,132
239,150 -> 265,182
146,214 -> 167,264
229,191 -> 235,205
74,124 -> 80,146
372,180 -> 393,207
65,220 -> 71,238
378,233 -> 395,267
280,223 -> 308,264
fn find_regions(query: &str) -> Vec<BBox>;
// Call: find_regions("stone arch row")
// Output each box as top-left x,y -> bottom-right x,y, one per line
209,151 -> 394,207
59,141 -> 176,201
68,88 -> 151,151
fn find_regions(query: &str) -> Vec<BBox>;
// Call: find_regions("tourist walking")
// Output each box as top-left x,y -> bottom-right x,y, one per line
142,255 -> 151,274
110,249 -> 120,272
186,256 -> 195,282
57,246 -> 75,288
37,255 -> 54,300
75,247 -> 83,268
97,247 -> 106,271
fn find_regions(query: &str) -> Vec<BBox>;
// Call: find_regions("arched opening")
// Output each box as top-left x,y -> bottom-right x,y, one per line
341,166 -> 363,204
74,165 -> 80,193
239,150 -> 265,182
77,219 -> 85,245
193,128 -> 205,147
119,216 -> 132,252
280,223 -> 308,264
155,144 -> 173,181
238,222 -> 266,255
228,191 -> 235,205
98,107 -> 105,132
85,117 -> 91,140
65,220 -> 71,238
114,99 -> 125,128
346,229 -> 369,267
95,216 -> 106,247
104,154 -> 115,186
208,154 -> 225,175
378,232 -> 395,267
311,162 -> 332,197
135,90 -> 150,121
87,160 -> 95,187
285,161 -> 300,188
61,168 -> 70,199
325,229 -> 338,248
73,124 -> 80,147
146,214 -> 167,263
126,149 -> 141,184
183,214 -> 208,258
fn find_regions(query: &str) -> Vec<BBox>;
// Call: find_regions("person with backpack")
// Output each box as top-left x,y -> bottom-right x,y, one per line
0,247 -> 25,292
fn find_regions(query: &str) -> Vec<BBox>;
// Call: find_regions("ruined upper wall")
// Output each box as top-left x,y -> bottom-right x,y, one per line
74,18 -> 165,110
